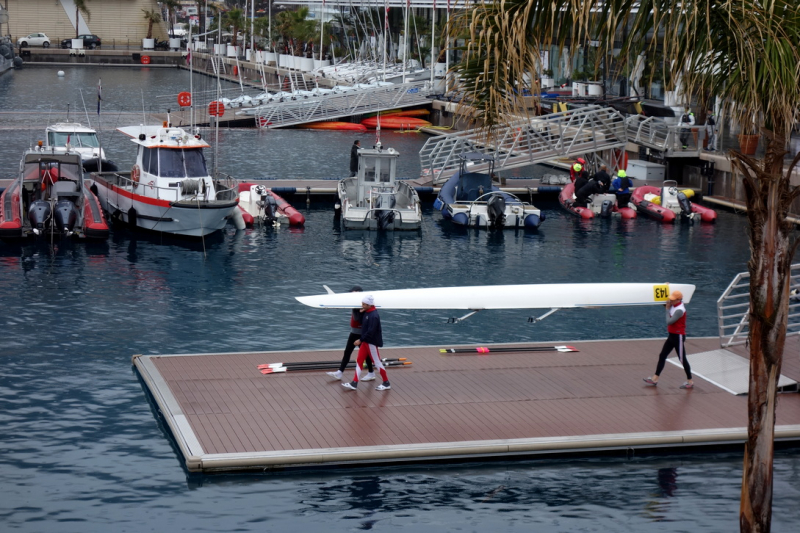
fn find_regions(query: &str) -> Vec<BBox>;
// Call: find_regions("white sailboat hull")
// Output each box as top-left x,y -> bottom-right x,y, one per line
296,283 -> 696,310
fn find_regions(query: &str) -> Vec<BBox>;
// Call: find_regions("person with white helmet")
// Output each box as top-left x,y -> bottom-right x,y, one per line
611,169 -> 633,209
342,294 -> 392,392
644,290 -> 694,389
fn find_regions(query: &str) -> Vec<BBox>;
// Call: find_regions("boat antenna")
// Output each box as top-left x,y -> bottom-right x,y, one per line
67,103 -> 70,122
141,89 -> 147,127
79,88 -> 91,128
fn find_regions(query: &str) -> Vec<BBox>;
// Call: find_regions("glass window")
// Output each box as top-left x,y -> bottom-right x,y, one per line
75,133 -> 100,148
157,148 -> 207,178
363,159 -> 376,182
142,147 -> 158,175
379,161 -> 391,183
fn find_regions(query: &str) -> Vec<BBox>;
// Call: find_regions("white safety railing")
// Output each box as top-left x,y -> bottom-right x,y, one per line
717,263 -> 800,347
625,115 -> 707,157
419,105 -> 628,183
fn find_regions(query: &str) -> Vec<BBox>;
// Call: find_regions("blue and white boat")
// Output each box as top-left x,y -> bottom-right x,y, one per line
434,153 -> 543,229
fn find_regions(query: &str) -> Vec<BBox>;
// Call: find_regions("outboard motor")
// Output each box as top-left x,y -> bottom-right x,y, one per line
262,193 -> 278,224
375,193 -> 397,230
600,199 -> 614,218
53,199 -> 79,235
677,191 -> 693,216
486,194 -> 506,228
28,200 -> 52,235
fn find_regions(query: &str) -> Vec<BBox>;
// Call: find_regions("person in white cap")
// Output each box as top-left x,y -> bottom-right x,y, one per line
644,289 -> 694,389
342,294 -> 391,391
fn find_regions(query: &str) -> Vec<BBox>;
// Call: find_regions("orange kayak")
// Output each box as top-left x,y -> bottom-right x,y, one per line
360,116 -> 432,129
364,108 -> 431,118
297,122 -> 367,131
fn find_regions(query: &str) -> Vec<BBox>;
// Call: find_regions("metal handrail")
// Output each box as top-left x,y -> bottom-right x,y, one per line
717,263 -> 800,347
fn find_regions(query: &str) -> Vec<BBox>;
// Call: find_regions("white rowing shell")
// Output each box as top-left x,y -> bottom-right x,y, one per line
296,283 -> 695,310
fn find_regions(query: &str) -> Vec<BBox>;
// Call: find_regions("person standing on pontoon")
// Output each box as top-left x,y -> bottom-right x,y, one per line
705,109 -> 718,152
643,290 -> 694,389
343,295 -> 391,392
326,286 -> 375,381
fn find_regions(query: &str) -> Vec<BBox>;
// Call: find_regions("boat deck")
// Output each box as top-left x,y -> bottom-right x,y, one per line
134,336 -> 800,473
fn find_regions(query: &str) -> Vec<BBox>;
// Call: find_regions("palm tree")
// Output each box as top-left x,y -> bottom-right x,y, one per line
450,2 -> 800,531
162,0 -> 180,37
227,8 -> 245,47
74,0 -> 91,39
142,9 -> 161,40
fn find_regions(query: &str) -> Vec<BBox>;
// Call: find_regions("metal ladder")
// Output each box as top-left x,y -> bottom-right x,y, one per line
250,81 -> 433,129
419,105 -> 628,183
717,263 -> 800,348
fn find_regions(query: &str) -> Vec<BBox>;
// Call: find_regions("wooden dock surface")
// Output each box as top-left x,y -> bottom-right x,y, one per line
134,336 -> 800,472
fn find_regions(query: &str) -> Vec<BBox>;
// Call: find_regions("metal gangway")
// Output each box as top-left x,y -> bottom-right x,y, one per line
419,105 -> 628,183
718,263 -> 800,348
625,115 -> 707,157
247,81 -> 433,129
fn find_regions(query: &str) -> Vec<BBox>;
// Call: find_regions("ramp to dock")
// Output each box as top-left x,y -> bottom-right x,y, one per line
248,81 -> 433,129
133,336 -> 800,473
419,105 -> 628,183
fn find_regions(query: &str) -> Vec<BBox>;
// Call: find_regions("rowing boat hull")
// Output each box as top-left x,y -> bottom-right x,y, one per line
296,283 -> 695,309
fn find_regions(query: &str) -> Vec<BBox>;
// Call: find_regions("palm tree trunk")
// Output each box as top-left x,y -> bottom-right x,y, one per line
738,133 -> 800,532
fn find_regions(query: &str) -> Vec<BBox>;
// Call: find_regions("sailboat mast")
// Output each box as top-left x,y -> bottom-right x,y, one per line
383,0 -> 388,82
319,0 -> 325,62
403,0 -> 409,83
430,2 -> 435,85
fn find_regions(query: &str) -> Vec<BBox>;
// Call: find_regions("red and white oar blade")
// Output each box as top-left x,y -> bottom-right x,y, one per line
555,346 -> 579,352
260,367 -> 287,374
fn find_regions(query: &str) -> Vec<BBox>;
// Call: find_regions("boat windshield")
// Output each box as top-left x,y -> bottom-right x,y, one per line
23,161 -> 81,182
157,148 -> 207,178
47,131 -> 100,148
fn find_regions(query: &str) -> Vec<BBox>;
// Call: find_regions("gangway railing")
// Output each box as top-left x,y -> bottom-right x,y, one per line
246,81 -> 432,129
418,105 -> 628,183
625,115 -> 707,157
717,263 -> 800,348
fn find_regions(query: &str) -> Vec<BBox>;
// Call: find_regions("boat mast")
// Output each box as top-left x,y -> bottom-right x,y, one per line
383,0 -> 388,82
189,24 -> 194,129
319,0 -> 324,63
430,1 -> 435,86
403,0 -> 409,83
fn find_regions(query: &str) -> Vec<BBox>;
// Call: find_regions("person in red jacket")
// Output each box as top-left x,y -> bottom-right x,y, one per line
569,157 -> 587,183
343,294 -> 391,391
644,290 -> 694,389
326,285 -> 375,381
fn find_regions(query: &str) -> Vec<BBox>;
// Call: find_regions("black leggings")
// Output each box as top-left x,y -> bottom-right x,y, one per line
616,193 -> 632,208
340,332 -> 374,373
655,333 -> 692,379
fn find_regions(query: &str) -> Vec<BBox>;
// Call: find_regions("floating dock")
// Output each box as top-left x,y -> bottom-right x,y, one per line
134,336 -> 800,473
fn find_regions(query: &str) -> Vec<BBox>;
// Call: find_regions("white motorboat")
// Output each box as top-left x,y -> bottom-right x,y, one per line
337,143 -> 421,231
89,124 -> 238,237
43,122 -> 118,172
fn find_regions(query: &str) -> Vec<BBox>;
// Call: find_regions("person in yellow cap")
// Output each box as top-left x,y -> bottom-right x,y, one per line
611,169 -> 633,209
569,158 -> 587,183
644,289 -> 694,389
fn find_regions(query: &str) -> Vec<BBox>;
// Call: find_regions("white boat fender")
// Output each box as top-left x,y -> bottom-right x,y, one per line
231,207 -> 246,230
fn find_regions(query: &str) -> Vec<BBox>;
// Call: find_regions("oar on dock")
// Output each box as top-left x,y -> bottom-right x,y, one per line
439,345 -> 578,354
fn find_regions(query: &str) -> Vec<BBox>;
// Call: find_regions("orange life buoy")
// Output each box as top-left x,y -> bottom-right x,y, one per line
233,65 -> 239,76
141,55 -> 151,65
177,91 -> 192,107
131,165 -> 141,185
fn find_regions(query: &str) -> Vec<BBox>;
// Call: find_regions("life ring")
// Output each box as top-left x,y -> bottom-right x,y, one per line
131,165 -> 141,185
141,55 -> 151,65
177,91 -> 192,107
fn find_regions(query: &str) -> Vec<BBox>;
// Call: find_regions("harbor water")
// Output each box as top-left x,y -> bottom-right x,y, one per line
1,67 -> 799,532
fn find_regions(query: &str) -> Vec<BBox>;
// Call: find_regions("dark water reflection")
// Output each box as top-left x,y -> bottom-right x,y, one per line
1,67 -> 799,532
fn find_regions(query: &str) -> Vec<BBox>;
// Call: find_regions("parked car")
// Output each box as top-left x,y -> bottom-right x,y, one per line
17,33 -> 50,48
60,34 -> 102,49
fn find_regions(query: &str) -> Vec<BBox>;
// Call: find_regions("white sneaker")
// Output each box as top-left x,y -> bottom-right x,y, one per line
342,381 -> 358,391
376,382 -> 391,391
326,370 -> 343,380
361,373 -> 376,382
